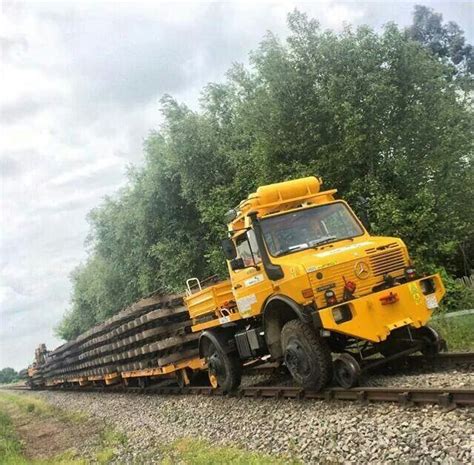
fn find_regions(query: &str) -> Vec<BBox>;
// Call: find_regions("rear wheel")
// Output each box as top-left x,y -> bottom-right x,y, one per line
206,341 -> 241,392
281,320 -> 332,391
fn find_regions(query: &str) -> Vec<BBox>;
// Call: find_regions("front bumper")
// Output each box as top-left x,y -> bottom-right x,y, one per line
316,274 -> 445,343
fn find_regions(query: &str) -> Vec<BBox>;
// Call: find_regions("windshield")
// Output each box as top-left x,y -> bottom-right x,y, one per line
261,202 -> 364,257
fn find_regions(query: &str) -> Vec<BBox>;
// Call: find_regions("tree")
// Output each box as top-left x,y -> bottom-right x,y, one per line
0,367 -> 18,384
407,5 -> 473,78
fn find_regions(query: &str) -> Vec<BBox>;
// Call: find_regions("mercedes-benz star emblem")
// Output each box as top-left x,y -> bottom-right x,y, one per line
354,261 -> 370,279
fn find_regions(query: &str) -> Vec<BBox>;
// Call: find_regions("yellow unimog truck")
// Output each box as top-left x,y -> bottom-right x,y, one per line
185,177 -> 445,391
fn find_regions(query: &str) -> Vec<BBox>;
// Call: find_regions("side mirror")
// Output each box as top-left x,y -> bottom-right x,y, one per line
230,257 -> 246,271
221,238 -> 237,260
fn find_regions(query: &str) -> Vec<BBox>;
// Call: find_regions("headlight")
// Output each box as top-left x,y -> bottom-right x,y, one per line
404,266 -> 416,280
332,305 -> 352,324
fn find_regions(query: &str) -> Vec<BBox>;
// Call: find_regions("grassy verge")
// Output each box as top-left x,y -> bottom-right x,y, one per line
95,429 -> 127,464
160,438 -> 301,465
0,391 -> 87,423
0,392 -> 126,465
0,408 -> 24,465
0,393 -> 297,464
431,313 -> 474,351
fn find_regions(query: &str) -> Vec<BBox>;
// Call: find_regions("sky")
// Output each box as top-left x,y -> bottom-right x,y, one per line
1,0 -> 472,371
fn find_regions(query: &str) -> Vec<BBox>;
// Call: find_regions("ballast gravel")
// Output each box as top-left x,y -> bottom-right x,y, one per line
25,378 -> 473,464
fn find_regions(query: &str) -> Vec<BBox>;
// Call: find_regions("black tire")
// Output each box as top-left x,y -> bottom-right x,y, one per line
206,341 -> 241,393
281,320 -> 332,391
378,328 -> 413,357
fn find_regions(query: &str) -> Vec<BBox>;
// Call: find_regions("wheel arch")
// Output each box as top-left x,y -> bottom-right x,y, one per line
198,327 -> 236,358
263,295 -> 313,360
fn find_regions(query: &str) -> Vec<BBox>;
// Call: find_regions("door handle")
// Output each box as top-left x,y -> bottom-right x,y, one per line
234,284 -> 242,289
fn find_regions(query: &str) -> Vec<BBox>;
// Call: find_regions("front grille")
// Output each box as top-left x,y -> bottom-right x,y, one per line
309,246 -> 407,308
369,248 -> 405,276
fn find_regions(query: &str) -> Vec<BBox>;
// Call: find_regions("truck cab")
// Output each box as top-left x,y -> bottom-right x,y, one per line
185,177 -> 445,391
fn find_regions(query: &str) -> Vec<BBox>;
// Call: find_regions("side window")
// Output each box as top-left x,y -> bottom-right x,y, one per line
247,230 -> 262,264
236,234 -> 253,267
235,230 -> 262,267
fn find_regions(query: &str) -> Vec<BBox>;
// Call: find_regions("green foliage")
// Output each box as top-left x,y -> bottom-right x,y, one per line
434,269 -> 474,312
407,5 -> 473,77
57,7 -> 473,340
0,368 -> 18,385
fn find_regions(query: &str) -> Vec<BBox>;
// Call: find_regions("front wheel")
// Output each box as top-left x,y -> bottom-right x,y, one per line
281,320 -> 332,391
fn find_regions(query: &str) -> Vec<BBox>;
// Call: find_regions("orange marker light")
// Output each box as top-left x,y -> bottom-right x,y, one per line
302,288 -> 314,299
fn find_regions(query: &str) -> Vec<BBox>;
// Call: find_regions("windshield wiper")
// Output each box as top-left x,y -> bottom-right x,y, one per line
310,236 -> 337,248
276,243 -> 309,257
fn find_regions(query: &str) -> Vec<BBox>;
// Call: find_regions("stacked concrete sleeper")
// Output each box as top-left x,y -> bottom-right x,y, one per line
34,293 -> 200,385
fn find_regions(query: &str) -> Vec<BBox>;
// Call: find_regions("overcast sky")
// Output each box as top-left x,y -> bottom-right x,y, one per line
1,1 -> 472,370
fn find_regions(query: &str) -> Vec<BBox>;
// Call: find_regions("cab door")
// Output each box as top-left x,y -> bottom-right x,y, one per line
230,230 -> 273,319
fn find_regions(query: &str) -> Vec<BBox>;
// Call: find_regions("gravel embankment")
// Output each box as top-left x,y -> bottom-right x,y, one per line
363,368 -> 473,388
22,375 -> 473,464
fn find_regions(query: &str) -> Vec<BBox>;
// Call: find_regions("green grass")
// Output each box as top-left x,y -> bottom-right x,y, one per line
0,407 -> 87,465
431,313 -> 474,351
0,408 -> 23,464
0,392 -> 87,423
0,392 -> 126,465
95,428 -> 128,464
160,438 -> 301,465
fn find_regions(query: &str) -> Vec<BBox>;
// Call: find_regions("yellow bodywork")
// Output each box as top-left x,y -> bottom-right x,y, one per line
185,176 -> 445,343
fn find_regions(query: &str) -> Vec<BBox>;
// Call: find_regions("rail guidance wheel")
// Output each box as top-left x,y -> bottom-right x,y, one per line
206,341 -> 241,392
281,319 -> 332,391
334,353 -> 361,388
417,325 -> 444,357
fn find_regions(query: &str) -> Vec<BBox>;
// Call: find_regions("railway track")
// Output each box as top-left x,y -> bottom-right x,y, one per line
4,352 -> 473,409
4,383 -> 473,409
